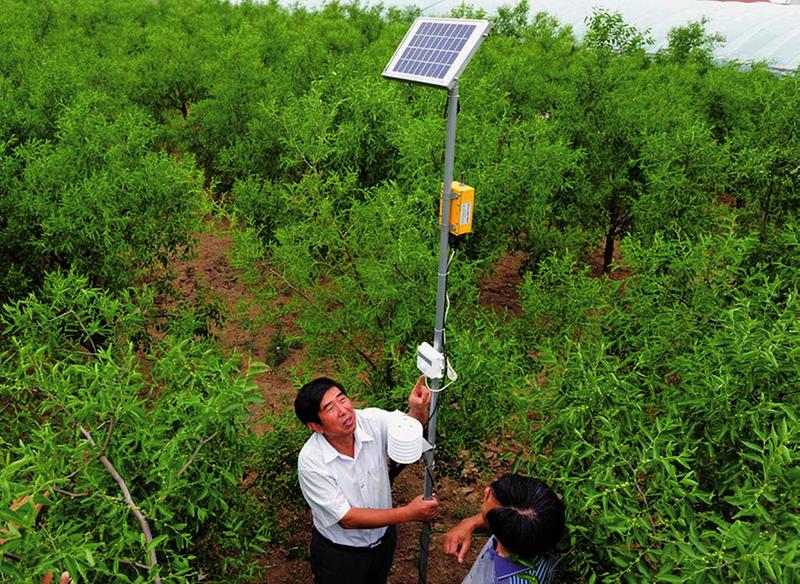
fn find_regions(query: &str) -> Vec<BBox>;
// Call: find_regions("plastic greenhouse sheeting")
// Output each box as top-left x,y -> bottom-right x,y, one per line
274,0 -> 800,71
525,0 -> 800,72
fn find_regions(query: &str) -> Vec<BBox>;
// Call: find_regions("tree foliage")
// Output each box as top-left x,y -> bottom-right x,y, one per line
0,272 -> 271,581
1,0 -> 799,581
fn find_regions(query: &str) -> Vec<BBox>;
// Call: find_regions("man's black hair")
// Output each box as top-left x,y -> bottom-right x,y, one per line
486,474 -> 565,560
294,377 -> 346,425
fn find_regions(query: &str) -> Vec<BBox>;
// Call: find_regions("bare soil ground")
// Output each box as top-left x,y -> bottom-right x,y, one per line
477,241 -> 632,318
478,250 -> 526,317
165,219 -> 513,583
163,218 -> 304,421
584,239 -> 634,281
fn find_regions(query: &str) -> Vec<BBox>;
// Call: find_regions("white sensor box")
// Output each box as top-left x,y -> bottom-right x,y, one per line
417,342 -> 445,379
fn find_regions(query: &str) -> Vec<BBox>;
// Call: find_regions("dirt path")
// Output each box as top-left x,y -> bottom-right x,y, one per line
166,219 -> 514,583
164,218 -> 302,419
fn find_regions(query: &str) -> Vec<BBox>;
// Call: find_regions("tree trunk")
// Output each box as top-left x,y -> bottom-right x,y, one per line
603,227 -> 615,274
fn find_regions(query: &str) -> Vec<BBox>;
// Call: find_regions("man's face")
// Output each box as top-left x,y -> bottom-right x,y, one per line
308,386 -> 356,437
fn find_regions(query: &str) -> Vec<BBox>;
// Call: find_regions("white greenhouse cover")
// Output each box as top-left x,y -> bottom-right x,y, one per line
277,0 -> 800,71
522,0 -> 800,72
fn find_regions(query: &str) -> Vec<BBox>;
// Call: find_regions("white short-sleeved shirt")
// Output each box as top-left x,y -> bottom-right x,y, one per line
297,407 -> 393,547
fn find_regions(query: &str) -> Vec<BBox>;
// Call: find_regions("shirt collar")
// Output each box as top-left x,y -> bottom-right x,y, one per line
490,537 -> 533,580
317,412 -> 375,463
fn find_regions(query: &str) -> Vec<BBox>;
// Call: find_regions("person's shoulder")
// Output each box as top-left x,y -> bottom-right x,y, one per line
297,433 -> 323,467
357,407 -> 394,428
357,407 -> 390,420
498,554 -> 556,584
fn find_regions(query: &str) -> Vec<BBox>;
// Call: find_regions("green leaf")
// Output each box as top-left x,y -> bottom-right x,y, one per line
0,508 -> 23,524
146,534 -> 168,553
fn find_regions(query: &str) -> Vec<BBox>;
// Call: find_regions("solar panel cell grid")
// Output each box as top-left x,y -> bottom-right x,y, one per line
395,22 -> 476,81
383,18 -> 491,88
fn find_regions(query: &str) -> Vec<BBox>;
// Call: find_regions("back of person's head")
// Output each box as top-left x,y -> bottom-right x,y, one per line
294,377 -> 345,425
486,474 -> 565,560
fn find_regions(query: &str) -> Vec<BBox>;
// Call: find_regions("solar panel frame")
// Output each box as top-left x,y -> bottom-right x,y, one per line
382,17 -> 492,89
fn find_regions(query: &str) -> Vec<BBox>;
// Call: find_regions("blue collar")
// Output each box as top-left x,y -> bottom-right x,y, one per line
488,537 -> 534,580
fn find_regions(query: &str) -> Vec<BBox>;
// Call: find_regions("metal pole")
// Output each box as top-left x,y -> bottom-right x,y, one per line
418,81 -> 459,584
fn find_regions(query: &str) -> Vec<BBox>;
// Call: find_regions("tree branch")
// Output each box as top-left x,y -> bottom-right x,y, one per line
345,338 -> 378,371
117,558 -> 150,571
177,432 -> 219,478
334,225 -> 387,335
101,416 -> 115,455
266,266 -> 317,308
266,266 -> 378,370
80,424 -> 161,584
52,487 -> 90,499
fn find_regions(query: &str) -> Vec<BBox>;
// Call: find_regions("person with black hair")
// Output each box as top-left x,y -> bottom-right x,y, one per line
295,375 -> 439,584
443,474 -> 565,584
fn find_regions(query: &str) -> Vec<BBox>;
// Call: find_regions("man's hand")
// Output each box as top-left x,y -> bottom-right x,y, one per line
404,494 -> 439,522
407,375 -> 431,424
443,514 -> 483,564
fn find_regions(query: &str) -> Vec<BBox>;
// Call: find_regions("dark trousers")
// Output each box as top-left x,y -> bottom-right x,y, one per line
310,526 -> 397,584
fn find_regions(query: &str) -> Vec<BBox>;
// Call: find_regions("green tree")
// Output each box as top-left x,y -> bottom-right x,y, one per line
0,272 -> 271,582
1,92 -> 205,301
656,18 -> 723,68
515,230 -> 800,580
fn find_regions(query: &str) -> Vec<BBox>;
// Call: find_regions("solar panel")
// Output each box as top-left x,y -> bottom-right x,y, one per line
383,18 -> 492,89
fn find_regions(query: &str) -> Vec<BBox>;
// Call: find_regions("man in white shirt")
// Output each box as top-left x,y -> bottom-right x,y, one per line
295,375 -> 440,584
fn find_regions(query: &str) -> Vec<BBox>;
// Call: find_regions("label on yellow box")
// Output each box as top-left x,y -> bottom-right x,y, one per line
439,182 -> 475,236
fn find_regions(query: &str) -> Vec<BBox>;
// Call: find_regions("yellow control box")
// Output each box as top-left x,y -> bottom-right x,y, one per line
439,182 -> 475,236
